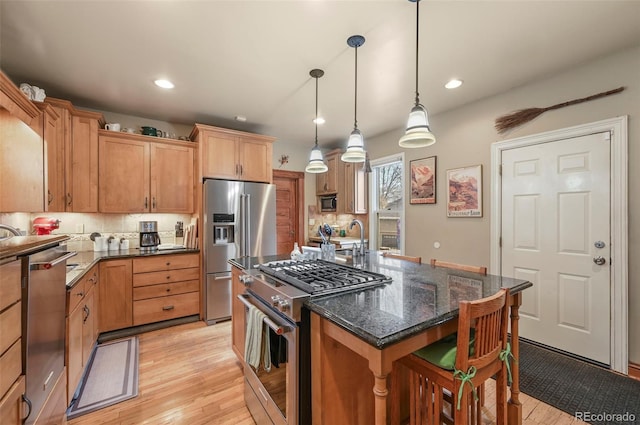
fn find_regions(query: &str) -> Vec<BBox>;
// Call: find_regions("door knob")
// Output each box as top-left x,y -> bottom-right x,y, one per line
593,256 -> 606,266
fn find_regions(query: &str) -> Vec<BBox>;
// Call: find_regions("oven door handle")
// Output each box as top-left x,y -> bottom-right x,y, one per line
237,294 -> 291,335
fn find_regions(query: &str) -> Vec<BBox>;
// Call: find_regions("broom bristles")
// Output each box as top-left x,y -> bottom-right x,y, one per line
495,107 -> 545,134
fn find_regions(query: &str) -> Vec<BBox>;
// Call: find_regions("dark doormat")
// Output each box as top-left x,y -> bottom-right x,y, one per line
67,336 -> 139,419
518,339 -> 640,424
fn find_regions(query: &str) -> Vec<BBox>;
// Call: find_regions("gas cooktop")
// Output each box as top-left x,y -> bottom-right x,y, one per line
257,259 -> 391,296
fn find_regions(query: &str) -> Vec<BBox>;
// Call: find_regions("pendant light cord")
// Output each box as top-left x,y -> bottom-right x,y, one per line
314,74 -> 319,147
354,44 -> 359,130
414,0 -> 420,106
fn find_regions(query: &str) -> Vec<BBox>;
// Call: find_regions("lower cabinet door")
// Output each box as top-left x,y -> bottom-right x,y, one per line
133,292 -> 199,326
0,376 -> 25,425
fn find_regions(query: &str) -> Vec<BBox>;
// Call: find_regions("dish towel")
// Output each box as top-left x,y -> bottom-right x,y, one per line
244,304 -> 271,372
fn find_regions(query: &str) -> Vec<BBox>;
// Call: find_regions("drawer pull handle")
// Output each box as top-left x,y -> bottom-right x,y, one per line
162,305 -> 175,311
22,394 -> 32,421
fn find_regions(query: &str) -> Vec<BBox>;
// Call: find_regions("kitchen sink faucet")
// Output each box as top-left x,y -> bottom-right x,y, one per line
349,219 -> 366,257
0,223 -> 21,237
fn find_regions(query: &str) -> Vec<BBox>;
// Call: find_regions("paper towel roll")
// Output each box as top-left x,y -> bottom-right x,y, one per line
94,236 -> 108,252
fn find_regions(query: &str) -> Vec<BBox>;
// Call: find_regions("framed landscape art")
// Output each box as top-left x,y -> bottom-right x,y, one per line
410,156 -> 436,204
446,164 -> 482,217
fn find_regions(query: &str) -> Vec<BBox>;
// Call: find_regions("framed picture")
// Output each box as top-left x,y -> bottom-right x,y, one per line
410,156 -> 436,204
446,165 -> 482,217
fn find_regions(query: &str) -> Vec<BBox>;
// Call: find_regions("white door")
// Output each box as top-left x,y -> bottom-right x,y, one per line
501,131 -> 611,365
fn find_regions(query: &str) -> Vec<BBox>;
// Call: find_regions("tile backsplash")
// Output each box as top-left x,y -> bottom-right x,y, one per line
0,212 -> 193,251
306,205 -> 368,240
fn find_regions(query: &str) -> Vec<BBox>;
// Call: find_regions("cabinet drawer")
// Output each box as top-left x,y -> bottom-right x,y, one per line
133,279 -> 199,301
132,253 -> 199,273
0,260 -> 21,312
133,267 -> 199,287
0,339 -> 21,398
67,279 -> 87,314
0,302 -> 20,355
133,292 -> 199,326
0,375 -> 25,425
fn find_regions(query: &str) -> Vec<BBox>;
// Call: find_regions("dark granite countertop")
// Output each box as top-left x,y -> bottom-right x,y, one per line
66,248 -> 200,288
230,252 -> 533,349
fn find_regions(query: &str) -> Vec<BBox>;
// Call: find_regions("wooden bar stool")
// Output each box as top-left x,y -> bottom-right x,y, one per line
392,288 -> 511,425
382,252 -> 422,264
430,258 -> 487,275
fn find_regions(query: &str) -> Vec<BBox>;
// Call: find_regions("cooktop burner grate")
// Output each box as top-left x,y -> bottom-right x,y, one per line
257,259 -> 391,295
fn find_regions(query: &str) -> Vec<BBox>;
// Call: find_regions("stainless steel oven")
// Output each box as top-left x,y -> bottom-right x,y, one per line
237,289 -> 310,425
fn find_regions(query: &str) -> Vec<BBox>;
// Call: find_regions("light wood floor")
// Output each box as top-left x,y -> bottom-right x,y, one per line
68,320 -> 586,425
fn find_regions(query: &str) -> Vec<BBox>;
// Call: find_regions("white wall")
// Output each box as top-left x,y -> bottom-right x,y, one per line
366,45 -> 640,363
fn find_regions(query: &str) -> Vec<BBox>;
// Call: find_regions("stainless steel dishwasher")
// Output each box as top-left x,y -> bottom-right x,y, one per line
21,245 -> 76,424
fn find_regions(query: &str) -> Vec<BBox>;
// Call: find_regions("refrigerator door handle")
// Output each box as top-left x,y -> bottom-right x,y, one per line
240,193 -> 250,257
245,194 -> 251,256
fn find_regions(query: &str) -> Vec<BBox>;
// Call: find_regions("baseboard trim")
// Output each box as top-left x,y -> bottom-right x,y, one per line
629,362 -> 640,381
98,315 -> 200,343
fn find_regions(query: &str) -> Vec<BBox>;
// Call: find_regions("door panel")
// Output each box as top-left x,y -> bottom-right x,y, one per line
243,182 -> 276,257
501,132 -> 610,364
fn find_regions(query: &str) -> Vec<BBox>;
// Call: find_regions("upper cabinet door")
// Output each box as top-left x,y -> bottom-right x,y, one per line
68,113 -> 101,212
99,135 -> 150,213
150,143 -> 194,213
202,132 -> 238,179
238,138 -> 272,183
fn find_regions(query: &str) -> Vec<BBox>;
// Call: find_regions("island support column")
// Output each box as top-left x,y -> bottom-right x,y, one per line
508,292 -> 523,425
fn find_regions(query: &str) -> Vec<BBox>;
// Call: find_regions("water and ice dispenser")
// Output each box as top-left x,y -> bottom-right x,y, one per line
213,213 -> 234,244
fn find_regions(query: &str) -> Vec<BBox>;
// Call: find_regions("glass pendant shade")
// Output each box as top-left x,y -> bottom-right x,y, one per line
399,103 -> 436,147
305,145 -> 328,173
341,129 -> 366,162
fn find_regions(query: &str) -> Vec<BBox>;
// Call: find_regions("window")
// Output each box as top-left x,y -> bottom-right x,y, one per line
369,153 -> 404,253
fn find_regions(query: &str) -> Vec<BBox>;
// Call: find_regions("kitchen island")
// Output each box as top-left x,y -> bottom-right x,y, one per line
231,252 -> 532,425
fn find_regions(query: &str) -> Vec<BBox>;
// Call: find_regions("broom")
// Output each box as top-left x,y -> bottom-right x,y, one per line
495,86 -> 625,134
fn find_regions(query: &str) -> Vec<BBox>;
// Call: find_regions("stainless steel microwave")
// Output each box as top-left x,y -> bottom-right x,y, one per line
319,194 -> 337,212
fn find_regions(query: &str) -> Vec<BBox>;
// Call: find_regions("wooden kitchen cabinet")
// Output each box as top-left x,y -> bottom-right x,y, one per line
44,97 -> 105,213
99,259 -> 133,332
0,258 -> 25,424
191,124 -> 275,184
33,102 -> 65,212
0,71 -> 44,212
131,253 -> 199,326
231,266 -> 245,362
66,265 -> 100,402
98,131 -> 195,213
341,161 -> 368,214
315,149 -> 340,195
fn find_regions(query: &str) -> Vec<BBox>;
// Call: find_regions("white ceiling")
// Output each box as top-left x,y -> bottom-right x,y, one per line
2,1 -> 639,149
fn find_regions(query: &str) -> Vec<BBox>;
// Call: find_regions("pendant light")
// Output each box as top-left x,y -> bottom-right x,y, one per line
341,35 -> 366,163
305,69 -> 328,173
399,0 -> 436,148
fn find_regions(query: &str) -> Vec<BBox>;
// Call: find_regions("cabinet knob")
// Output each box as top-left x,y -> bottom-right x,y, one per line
166,288 -> 171,292
166,275 -> 171,279
166,262 -> 170,266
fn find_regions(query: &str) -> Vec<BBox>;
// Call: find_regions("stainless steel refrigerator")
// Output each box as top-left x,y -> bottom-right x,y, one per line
204,179 -> 276,324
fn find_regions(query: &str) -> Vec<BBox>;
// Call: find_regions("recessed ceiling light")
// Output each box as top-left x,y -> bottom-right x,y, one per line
235,115 -> 247,122
445,79 -> 463,89
313,117 -> 325,125
154,79 -> 175,89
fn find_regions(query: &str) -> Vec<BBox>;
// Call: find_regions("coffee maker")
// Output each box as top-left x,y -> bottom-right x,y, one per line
139,221 -> 161,252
